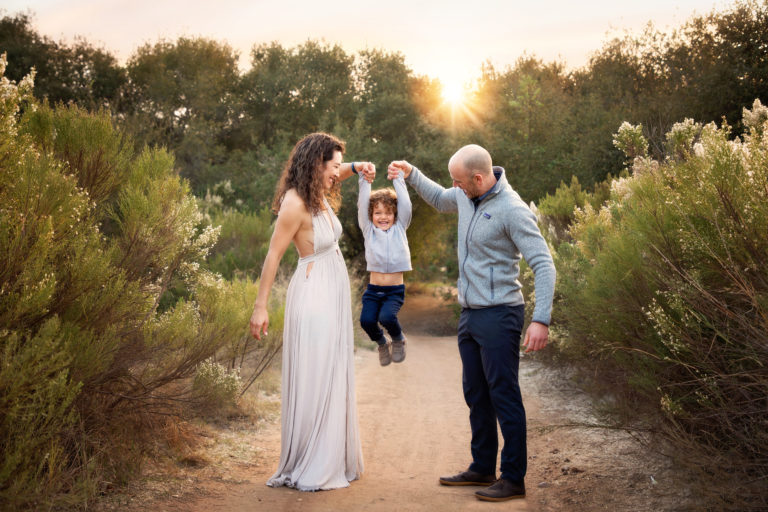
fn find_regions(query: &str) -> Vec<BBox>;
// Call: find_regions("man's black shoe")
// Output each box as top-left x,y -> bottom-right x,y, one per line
439,469 -> 496,486
475,478 -> 526,501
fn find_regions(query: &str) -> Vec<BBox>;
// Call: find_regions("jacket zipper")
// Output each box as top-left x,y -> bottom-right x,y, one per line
462,208 -> 482,307
490,266 -> 494,299
463,188 -> 499,306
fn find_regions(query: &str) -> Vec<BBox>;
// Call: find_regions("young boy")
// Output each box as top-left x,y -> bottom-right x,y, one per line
355,164 -> 412,366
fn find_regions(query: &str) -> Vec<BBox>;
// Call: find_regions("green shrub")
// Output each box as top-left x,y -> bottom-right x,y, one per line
536,174 -> 616,246
550,103 -> 768,509
0,55 -> 277,509
196,275 -> 285,396
536,176 -> 589,241
205,207 -> 297,280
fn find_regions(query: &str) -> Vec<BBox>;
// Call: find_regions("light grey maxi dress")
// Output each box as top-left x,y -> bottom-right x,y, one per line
266,200 -> 364,491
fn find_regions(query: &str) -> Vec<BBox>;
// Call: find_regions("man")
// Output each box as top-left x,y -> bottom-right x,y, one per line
388,145 -> 555,502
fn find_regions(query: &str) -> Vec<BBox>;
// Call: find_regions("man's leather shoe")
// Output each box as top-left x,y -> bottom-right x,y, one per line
475,478 -> 526,501
439,469 -> 496,486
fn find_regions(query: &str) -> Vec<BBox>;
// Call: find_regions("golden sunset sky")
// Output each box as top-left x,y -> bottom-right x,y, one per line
3,0 -> 729,87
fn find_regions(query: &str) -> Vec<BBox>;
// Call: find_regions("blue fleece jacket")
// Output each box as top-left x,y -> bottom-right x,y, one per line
406,166 -> 555,325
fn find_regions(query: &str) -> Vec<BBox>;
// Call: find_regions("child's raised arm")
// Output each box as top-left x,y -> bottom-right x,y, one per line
357,173 -> 372,232
392,171 -> 412,228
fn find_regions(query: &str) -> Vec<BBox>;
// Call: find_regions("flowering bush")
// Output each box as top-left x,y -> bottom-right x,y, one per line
544,101 -> 768,510
193,359 -> 242,411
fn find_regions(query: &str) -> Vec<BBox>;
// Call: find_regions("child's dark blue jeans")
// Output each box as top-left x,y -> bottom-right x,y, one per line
360,284 -> 405,345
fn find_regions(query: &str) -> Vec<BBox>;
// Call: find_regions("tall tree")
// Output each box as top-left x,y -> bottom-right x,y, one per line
0,13 -> 126,108
663,0 -> 768,132
472,58 -> 575,200
123,37 -> 240,189
239,41 -> 354,147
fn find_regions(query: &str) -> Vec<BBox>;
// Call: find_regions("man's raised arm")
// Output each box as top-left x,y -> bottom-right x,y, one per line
388,160 -> 458,213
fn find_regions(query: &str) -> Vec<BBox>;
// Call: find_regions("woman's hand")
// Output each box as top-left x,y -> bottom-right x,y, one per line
357,162 -> 376,183
341,161 -> 375,182
250,305 -> 269,340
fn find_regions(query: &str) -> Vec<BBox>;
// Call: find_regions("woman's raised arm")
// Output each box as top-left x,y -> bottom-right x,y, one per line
339,161 -> 376,183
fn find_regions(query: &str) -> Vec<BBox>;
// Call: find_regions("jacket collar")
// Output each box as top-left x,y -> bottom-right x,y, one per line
472,166 -> 506,207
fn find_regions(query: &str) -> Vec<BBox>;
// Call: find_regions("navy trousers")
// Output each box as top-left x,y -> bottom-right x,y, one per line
458,304 -> 526,483
360,284 -> 405,344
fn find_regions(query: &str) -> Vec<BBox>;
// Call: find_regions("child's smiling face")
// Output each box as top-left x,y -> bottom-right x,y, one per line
372,202 -> 395,231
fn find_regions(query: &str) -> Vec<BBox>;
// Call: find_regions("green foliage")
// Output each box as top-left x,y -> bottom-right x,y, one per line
122,36 -> 240,189
6,1 -> 768,211
205,207 -> 297,280
351,49 -> 423,158
9,2 -> 767,282
193,145 -> 289,210
0,56 -> 277,509
406,207 -> 458,281
663,0 -> 768,132
240,41 -> 355,147
536,176 -> 588,241
664,118 -> 702,161
0,320 -> 81,504
198,277 -> 285,396
536,174 -> 617,243
549,103 -> 768,509
471,57 -> 577,200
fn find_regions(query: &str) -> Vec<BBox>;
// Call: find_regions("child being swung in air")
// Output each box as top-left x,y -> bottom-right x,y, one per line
356,164 -> 412,366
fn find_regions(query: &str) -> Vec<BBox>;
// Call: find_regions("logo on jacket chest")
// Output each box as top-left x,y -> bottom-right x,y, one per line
468,210 -> 504,243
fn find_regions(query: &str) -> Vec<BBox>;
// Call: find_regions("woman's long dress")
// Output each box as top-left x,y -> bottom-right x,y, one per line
266,201 -> 364,491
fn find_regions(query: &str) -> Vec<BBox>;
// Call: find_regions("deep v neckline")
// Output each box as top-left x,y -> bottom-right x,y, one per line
320,208 -> 334,233
319,198 -> 335,235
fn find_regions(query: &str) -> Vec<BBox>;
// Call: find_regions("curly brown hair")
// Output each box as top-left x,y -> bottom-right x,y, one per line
368,188 -> 398,221
272,132 -> 345,215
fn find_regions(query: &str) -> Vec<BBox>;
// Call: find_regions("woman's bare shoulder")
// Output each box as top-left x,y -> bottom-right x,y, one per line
278,189 -> 310,217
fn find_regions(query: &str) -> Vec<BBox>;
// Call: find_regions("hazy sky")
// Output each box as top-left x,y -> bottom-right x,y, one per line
4,0 -> 730,86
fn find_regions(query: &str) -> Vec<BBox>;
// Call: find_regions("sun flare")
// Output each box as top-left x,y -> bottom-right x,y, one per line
441,80 -> 466,106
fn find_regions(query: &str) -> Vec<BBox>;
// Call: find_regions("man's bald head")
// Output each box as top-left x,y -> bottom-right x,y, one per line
448,144 -> 493,179
447,144 -> 496,199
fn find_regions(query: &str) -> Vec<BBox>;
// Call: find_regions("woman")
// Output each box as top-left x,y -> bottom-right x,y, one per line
250,132 -> 372,491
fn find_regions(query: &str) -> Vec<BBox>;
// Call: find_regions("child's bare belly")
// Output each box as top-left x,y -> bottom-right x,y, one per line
369,271 -> 404,286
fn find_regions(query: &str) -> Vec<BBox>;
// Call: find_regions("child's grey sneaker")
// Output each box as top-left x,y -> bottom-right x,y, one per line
378,341 -> 392,366
391,337 -> 406,363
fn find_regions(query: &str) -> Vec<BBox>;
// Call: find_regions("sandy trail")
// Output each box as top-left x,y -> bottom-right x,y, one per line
136,293 -> 686,512
145,333 -> 535,512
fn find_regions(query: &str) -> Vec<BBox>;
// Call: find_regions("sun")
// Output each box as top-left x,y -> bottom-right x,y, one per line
441,79 -> 466,106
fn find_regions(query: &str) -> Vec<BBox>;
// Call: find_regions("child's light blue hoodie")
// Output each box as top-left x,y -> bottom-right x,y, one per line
358,172 -> 412,273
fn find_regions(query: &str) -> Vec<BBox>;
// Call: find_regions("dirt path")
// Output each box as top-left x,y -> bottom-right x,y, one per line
129,293 -> 687,512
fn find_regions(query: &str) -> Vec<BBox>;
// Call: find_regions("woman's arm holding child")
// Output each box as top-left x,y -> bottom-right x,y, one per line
339,161 -> 374,183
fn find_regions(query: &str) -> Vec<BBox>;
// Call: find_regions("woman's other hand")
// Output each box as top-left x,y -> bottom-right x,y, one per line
250,305 -> 269,340
359,162 -> 376,183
